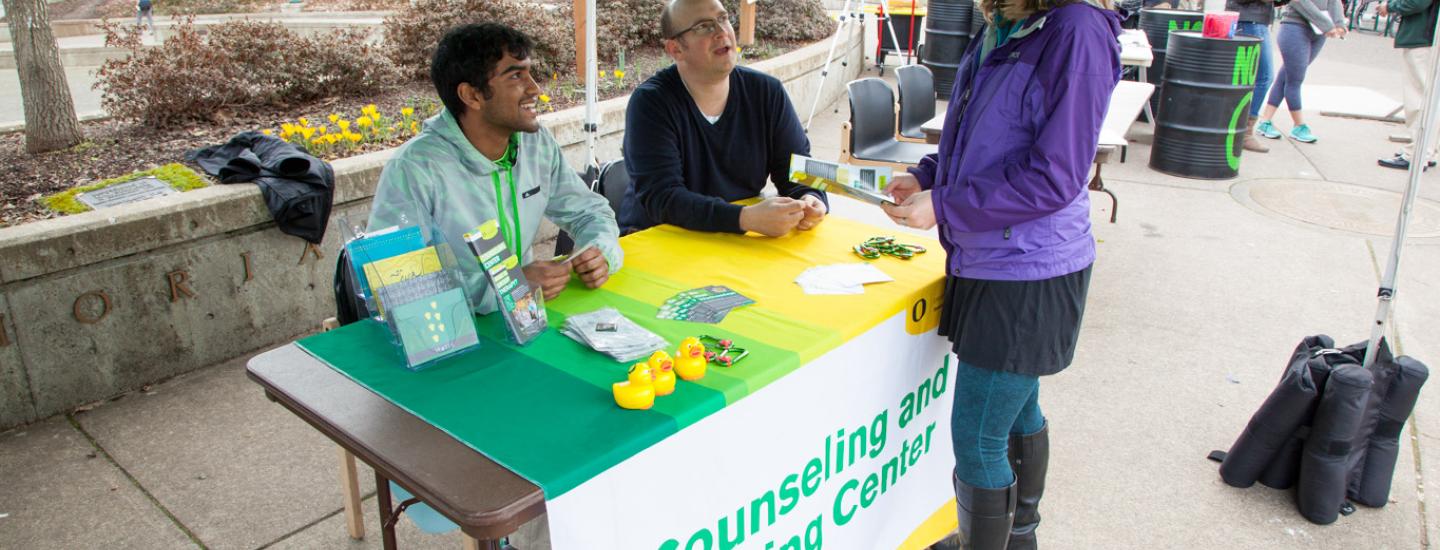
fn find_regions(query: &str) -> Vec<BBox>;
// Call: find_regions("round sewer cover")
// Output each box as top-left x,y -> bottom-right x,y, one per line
1243,179 -> 1440,238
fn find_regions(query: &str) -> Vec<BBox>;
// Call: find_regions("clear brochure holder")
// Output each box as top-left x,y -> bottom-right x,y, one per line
462,218 -> 548,346
335,211 -> 481,371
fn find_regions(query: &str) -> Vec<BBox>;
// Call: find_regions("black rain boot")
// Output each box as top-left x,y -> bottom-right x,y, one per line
1007,423 -> 1049,550
955,473 -> 1017,550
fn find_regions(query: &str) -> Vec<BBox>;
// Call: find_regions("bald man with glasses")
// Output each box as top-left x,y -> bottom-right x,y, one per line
618,0 -> 829,237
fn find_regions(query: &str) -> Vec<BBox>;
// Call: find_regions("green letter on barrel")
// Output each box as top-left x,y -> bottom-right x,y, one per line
1233,45 -> 1259,87
1168,20 -> 1203,33
1227,91 -> 1253,171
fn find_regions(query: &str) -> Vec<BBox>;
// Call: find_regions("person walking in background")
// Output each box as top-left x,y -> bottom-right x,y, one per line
1255,0 -> 1346,143
1377,0 -> 1440,169
135,0 -> 154,31
1230,0 -> 1287,153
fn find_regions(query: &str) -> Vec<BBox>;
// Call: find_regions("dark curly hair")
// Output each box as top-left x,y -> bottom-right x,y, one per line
431,23 -> 534,117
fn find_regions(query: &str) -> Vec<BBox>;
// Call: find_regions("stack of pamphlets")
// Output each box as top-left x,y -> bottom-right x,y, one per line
561,307 -> 668,362
656,285 -> 754,324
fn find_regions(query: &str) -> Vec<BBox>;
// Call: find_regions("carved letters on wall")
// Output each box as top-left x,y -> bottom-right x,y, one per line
61,242 -> 324,327
167,270 -> 197,302
241,252 -> 254,283
73,291 -> 113,324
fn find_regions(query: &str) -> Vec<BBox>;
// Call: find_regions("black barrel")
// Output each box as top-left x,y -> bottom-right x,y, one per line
921,0 -> 974,97
1139,8 -> 1203,115
1150,31 -> 1263,180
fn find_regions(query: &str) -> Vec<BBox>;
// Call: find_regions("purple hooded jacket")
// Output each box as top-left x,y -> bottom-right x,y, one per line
909,2 -> 1122,281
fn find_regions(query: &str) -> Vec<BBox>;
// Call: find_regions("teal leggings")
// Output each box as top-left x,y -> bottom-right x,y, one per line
951,360 -> 1046,489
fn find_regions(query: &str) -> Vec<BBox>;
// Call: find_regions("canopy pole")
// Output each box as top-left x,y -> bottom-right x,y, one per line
583,0 -> 599,173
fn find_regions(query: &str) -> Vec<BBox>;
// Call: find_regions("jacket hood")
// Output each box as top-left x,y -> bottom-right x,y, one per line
1000,1 -> 1123,45
1069,0 -> 1124,36
420,110 -> 507,176
1089,0 -> 1125,35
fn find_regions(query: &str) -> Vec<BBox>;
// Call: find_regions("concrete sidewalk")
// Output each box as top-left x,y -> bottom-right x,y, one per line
0,66 -> 105,130
3,28 -> 1439,550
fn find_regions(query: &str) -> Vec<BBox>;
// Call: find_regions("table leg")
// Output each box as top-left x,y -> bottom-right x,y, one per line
1088,161 -> 1118,224
376,472 -> 398,550
338,447 -> 364,540
1139,66 -> 1156,126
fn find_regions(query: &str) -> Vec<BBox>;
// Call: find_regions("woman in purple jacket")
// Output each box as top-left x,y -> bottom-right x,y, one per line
881,0 -> 1120,548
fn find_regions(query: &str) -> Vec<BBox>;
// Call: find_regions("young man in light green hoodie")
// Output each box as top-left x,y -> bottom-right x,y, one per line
369,23 -> 622,315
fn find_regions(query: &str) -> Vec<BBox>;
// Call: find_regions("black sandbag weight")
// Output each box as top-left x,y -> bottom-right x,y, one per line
1351,356 -> 1430,507
1297,365 -> 1374,525
1220,335 -> 1333,488
1257,353 -> 1339,490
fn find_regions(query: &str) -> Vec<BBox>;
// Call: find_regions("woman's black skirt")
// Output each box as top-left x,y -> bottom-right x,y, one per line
938,265 -> 1093,377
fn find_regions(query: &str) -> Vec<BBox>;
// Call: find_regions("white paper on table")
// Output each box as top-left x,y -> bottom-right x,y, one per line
795,263 -> 895,295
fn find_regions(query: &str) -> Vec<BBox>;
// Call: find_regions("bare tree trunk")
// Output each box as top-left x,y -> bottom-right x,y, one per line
2,0 -> 84,153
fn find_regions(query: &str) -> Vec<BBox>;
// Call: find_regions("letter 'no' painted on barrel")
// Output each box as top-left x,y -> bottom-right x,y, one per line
1226,45 -> 1261,171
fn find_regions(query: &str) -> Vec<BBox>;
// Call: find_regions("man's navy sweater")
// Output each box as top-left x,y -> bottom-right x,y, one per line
619,65 -> 822,233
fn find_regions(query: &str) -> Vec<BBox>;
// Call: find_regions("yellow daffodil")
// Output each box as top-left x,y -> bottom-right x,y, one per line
328,134 -> 340,144
262,129 -> 273,135
614,69 -> 625,79
357,116 -> 373,128
401,107 -> 414,117
539,94 -> 551,103
347,133 -> 362,143
301,128 -> 315,139
281,122 -> 295,133
338,120 -> 351,131
298,117 -> 309,127
328,114 -> 339,124
365,104 -> 378,113
410,121 -> 419,133
318,125 -> 327,134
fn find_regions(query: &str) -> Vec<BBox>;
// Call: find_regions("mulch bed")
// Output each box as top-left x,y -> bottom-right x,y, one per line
0,41 -> 800,229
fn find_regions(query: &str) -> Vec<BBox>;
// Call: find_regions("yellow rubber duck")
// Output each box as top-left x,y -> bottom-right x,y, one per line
648,350 -> 676,396
613,363 -> 655,410
674,337 -> 708,381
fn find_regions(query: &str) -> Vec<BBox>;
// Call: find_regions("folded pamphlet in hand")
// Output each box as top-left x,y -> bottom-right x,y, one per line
788,154 -> 895,206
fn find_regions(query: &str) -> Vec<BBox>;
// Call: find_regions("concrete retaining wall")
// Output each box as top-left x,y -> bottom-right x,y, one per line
0,23 -> 863,429
0,20 -> 104,45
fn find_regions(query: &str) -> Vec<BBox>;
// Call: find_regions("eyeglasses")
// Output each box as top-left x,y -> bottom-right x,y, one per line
670,15 -> 736,39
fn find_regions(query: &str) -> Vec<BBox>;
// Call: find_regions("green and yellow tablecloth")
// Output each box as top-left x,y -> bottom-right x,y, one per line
297,216 -> 945,498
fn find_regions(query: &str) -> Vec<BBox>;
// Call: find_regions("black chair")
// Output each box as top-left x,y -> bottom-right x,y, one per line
331,247 -> 369,327
552,167 -> 603,257
594,157 -> 629,219
895,65 -> 936,141
842,78 -> 936,170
